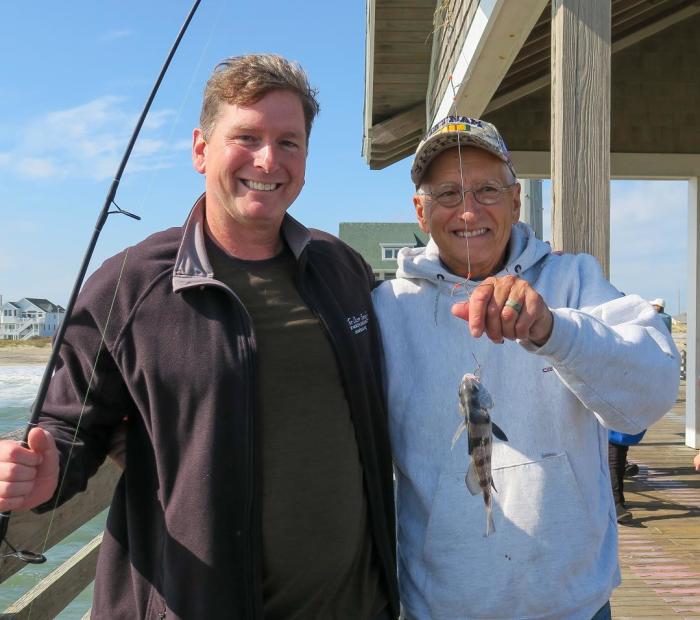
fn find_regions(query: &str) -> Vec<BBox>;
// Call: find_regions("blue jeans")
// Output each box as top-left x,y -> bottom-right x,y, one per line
402,601 -> 612,620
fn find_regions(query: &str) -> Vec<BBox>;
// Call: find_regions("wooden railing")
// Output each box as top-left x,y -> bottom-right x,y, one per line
0,429 -> 119,620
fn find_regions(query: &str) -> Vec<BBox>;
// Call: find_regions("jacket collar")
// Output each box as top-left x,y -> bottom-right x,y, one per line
172,193 -> 312,292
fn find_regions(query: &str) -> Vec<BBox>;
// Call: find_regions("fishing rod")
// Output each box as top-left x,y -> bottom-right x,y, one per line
0,0 -> 203,565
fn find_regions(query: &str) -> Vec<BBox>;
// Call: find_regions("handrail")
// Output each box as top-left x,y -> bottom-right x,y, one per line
2,534 -> 103,620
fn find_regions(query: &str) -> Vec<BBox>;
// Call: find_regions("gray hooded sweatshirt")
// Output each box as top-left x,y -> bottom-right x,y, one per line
372,222 -> 679,620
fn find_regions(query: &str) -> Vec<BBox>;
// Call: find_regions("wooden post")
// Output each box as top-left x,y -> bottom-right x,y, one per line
520,179 -> 543,240
687,176 -> 699,449
550,0 -> 611,277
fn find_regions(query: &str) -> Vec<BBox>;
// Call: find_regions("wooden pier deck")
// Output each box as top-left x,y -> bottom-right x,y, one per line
612,382 -> 700,619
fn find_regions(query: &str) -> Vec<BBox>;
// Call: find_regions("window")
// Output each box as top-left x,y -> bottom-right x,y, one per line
381,243 -> 415,261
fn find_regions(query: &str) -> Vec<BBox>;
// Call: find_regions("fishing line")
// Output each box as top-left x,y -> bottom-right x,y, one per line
36,0 -> 207,558
17,245 -> 131,619
447,74 -> 482,375
0,4 -> 204,617
134,0 -> 226,215
447,74 -> 472,284
35,248 -> 130,562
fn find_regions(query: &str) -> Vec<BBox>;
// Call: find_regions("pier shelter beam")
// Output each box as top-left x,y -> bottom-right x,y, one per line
550,0 -> 611,277
688,176 -> 699,449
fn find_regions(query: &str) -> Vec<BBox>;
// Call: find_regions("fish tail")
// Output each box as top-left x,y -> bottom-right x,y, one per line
484,494 -> 495,537
486,509 -> 495,536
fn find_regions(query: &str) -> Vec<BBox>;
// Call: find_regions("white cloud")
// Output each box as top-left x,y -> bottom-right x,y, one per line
0,247 -> 15,273
539,179 -> 688,311
173,138 -> 193,152
611,180 -> 686,227
15,220 -> 39,234
609,180 -> 687,309
4,97 -> 181,181
143,109 -> 176,131
133,138 -> 166,157
16,158 -> 57,179
100,29 -> 134,42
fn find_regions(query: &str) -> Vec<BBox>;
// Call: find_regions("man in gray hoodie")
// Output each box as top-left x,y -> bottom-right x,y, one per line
372,116 -> 680,620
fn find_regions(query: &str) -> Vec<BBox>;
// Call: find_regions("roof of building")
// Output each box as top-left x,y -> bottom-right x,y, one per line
364,0 -> 700,168
24,298 -> 65,313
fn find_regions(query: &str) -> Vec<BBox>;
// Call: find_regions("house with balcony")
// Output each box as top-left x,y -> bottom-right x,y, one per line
0,297 -> 65,340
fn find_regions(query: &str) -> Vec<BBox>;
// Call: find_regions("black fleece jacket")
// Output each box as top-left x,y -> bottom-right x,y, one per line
37,197 -> 399,619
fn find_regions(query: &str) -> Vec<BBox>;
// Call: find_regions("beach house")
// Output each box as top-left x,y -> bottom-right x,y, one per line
0,297 -> 65,340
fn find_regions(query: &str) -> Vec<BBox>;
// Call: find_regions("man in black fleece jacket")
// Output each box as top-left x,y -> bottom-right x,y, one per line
0,54 -> 398,620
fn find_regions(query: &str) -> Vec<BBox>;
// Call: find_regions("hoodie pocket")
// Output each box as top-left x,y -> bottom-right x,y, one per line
421,453 -> 600,620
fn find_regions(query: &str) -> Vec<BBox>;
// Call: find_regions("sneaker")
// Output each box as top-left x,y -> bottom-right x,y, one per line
624,462 -> 639,477
616,503 -> 633,523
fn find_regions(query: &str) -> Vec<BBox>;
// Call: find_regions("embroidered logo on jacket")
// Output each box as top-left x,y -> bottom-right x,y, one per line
347,312 -> 369,335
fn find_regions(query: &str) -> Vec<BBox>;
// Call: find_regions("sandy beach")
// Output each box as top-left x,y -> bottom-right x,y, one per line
0,344 -> 52,366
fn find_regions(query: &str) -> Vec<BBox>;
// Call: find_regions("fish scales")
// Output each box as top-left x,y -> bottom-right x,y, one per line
455,373 -> 508,536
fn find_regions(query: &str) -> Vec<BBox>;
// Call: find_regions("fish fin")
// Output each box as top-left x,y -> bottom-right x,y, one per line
485,509 -> 495,537
451,421 -> 467,449
492,422 -> 508,442
465,463 -> 481,496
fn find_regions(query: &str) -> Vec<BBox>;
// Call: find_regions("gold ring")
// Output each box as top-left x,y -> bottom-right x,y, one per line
504,299 -> 523,314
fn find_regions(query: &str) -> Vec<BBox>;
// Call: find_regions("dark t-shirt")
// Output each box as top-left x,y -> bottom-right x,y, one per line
206,235 -> 387,619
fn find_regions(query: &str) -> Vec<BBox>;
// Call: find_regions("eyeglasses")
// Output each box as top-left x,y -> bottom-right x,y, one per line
418,182 -> 516,208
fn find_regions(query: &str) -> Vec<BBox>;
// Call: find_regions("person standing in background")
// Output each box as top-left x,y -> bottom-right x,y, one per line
608,429 -> 646,523
651,297 -> 672,333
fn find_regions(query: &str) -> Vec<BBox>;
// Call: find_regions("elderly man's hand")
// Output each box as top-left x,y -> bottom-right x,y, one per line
451,275 -> 554,346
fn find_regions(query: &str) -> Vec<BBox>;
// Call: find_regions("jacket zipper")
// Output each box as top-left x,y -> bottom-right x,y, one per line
230,291 -> 258,620
194,280 -> 259,619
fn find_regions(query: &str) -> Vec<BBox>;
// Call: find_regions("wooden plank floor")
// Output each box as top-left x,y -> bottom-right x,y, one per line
612,382 -> 700,619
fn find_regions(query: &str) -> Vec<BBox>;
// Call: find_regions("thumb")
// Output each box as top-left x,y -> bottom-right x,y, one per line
26,427 -> 56,460
451,301 -> 470,321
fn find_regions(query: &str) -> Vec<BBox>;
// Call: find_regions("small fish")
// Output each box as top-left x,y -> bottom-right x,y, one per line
452,373 -> 508,536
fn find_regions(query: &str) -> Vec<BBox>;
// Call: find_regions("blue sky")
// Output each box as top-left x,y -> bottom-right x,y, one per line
0,1 -> 688,314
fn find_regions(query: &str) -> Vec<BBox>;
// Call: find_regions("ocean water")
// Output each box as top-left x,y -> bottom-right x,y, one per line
0,364 -> 106,618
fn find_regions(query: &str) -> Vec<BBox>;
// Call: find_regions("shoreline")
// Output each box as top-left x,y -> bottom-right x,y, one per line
0,345 -> 52,366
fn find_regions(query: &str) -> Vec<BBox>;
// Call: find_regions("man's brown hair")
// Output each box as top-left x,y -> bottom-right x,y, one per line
199,54 -> 320,142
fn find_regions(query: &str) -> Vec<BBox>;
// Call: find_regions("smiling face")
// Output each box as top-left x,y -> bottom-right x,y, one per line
414,146 -> 520,279
192,89 -> 307,253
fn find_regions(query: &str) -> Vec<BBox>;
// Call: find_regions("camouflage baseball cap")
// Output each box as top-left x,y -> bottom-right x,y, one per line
411,116 -> 516,185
